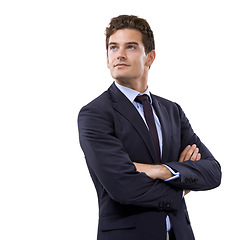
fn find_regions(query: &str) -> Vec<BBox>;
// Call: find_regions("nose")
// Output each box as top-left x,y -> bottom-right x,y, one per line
117,47 -> 126,60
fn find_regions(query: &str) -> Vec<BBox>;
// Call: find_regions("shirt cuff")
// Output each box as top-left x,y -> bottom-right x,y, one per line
162,164 -> 180,182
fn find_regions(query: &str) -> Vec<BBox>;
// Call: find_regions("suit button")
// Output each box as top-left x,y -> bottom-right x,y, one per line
166,203 -> 171,209
159,202 -> 165,210
159,202 -> 171,210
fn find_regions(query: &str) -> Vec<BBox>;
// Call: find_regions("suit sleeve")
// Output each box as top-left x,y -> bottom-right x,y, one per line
78,104 -> 183,212
165,104 -> 222,191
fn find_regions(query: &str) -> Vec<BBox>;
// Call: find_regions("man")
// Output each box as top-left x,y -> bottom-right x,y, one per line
78,15 -> 221,240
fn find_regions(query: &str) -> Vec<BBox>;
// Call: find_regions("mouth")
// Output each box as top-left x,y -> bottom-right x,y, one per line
114,63 -> 130,68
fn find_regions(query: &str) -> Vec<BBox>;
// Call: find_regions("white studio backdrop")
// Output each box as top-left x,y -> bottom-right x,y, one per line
0,0 -> 227,239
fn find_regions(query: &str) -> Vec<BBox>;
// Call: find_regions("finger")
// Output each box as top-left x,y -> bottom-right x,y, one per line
179,145 -> 191,162
190,147 -> 199,161
196,153 -> 201,161
184,144 -> 197,161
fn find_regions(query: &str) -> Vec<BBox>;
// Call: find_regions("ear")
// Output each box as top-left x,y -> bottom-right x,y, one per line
145,50 -> 156,67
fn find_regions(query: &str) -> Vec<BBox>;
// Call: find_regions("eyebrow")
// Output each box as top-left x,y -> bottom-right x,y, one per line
108,42 -> 139,46
127,42 -> 139,45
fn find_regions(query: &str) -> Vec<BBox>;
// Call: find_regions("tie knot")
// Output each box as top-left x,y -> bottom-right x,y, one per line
135,94 -> 150,104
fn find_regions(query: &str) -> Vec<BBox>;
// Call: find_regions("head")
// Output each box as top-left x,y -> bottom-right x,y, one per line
105,15 -> 156,91
106,15 -> 155,54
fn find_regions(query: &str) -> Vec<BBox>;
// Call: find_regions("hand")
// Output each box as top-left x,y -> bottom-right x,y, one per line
133,144 -> 201,182
133,163 -> 173,180
179,144 -> 201,196
179,144 -> 201,162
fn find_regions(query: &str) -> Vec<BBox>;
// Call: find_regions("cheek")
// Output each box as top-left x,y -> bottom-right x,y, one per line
130,52 -> 146,65
133,57 -> 146,71
139,56 -> 148,69
107,54 -> 115,67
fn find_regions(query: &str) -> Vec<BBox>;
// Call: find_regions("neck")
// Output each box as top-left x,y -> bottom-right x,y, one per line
115,77 -> 148,93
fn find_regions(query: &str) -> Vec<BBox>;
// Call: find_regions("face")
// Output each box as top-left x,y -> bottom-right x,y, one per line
107,29 -> 155,86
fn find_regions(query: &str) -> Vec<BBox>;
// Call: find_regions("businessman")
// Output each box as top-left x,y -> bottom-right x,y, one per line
78,15 -> 221,240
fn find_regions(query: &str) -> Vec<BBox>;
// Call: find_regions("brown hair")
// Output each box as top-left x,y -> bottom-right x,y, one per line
105,15 -> 155,54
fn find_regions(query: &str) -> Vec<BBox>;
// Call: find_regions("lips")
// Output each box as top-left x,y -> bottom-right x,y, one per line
114,63 -> 130,67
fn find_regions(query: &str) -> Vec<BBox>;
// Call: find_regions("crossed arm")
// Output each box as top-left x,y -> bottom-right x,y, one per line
79,102 -> 221,209
133,144 -> 201,195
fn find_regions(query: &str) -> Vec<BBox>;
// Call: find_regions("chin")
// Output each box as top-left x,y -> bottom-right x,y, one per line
114,76 -> 131,82
112,72 -> 132,82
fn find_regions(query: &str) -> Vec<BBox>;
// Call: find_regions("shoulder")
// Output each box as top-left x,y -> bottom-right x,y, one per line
80,83 -> 117,110
152,94 -> 180,109
152,94 -> 173,104
78,88 -> 116,134
82,91 -> 110,109
78,82 -> 123,115
78,86 -> 114,121
152,94 -> 184,118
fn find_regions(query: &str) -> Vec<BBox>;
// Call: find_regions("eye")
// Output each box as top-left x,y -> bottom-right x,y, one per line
110,45 -> 117,50
127,45 -> 136,49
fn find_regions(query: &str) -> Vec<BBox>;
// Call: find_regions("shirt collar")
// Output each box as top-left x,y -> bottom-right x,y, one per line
114,81 -> 152,104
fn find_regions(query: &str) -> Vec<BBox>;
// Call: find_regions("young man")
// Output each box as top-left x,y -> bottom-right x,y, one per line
78,15 -> 221,240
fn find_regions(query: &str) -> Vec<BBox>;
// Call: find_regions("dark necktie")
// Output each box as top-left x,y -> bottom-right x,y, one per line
135,94 -> 161,161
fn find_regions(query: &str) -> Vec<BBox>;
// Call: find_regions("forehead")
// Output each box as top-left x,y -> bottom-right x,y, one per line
108,29 -> 143,45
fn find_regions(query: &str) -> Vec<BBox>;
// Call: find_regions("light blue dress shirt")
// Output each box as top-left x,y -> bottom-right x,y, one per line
114,81 -> 180,231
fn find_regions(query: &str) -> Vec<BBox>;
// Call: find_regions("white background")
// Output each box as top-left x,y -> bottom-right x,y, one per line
0,0 -> 227,239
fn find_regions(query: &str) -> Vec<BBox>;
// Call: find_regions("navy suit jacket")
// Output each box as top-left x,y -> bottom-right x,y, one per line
78,83 -> 221,240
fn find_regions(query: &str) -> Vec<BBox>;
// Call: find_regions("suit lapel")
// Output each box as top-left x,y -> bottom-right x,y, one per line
151,94 -> 171,163
108,83 -> 160,164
